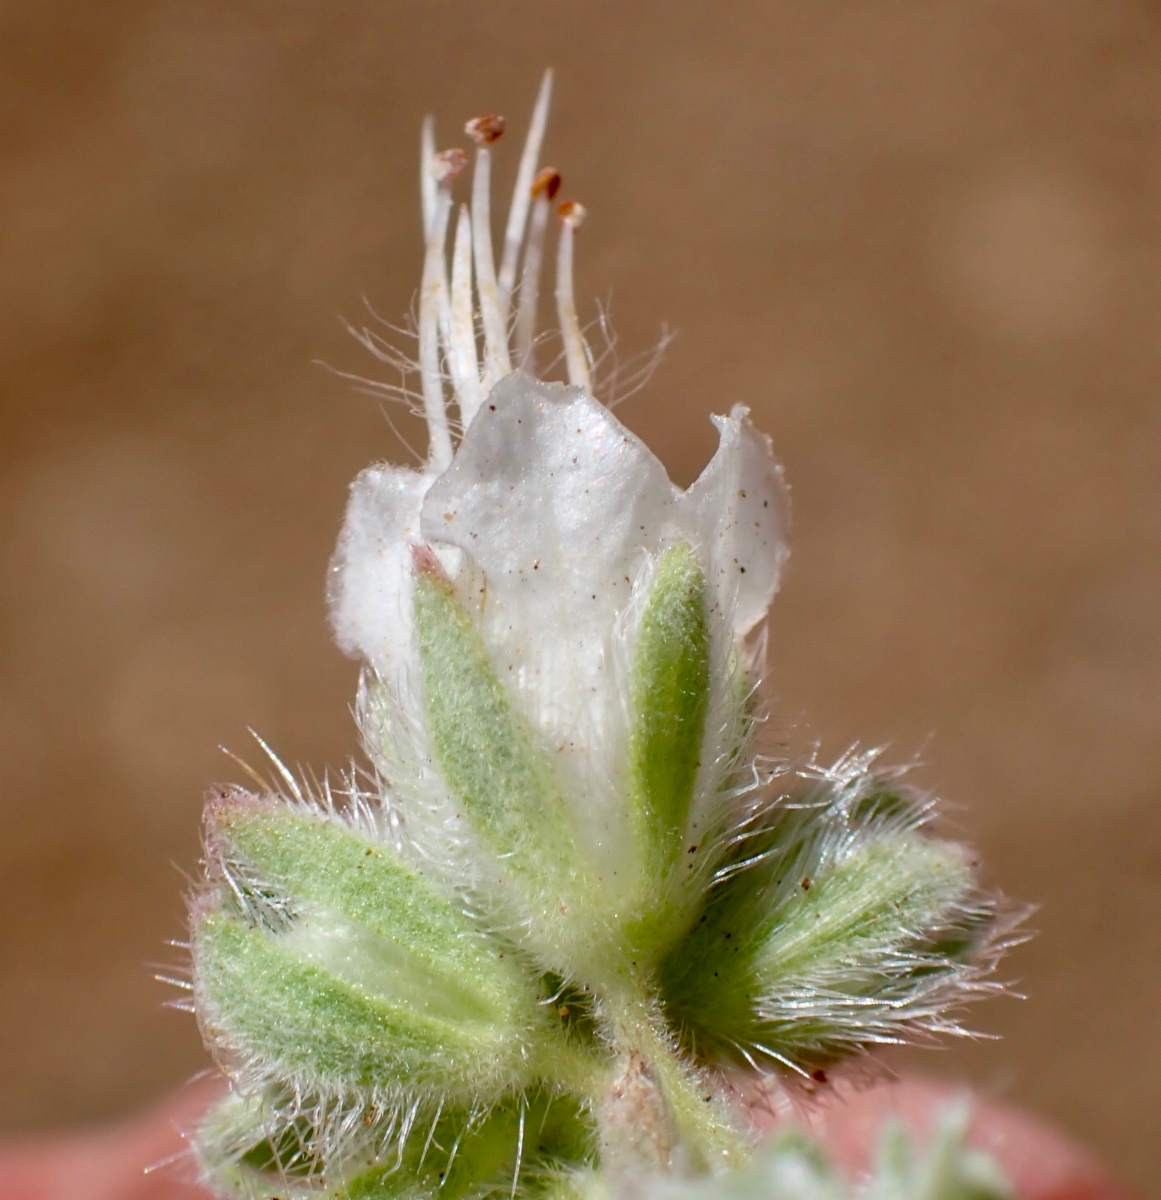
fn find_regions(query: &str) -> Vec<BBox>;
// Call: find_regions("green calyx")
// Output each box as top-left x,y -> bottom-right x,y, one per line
629,544 -> 711,881
190,548 -> 1012,1200
330,1092 -> 595,1200
197,1088 -> 596,1200
196,798 -> 546,1102
657,784 -> 994,1071
619,542 -> 740,966
412,551 -> 589,930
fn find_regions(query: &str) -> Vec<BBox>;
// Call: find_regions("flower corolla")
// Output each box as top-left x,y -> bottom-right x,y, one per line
327,77 -> 788,971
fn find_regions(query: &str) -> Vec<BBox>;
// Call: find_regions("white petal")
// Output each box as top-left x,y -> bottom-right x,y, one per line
420,372 -> 677,868
327,464 -> 433,683
676,404 -> 790,643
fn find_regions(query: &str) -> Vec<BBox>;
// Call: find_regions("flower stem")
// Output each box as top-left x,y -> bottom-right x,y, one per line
594,987 -> 746,1180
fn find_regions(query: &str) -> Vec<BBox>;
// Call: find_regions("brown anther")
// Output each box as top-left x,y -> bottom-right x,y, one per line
465,113 -> 505,145
531,166 -> 562,200
558,199 -> 586,228
432,148 -> 467,184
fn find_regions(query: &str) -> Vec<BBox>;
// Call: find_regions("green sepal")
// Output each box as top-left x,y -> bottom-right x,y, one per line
207,797 -> 526,1017
412,557 -> 584,910
327,1092 -> 595,1200
197,799 -> 544,1100
195,1086 -> 599,1200
658,783 -> 985,1068
196,904 -> 539,1099
195,1089 -> 322,1200
628,544 -> 711,876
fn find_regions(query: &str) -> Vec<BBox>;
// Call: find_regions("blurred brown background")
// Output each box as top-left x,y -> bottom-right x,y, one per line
1,1 -> 1158,1194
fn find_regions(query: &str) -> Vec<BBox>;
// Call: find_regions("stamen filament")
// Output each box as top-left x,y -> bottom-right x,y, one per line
420,115 -> 437,239
498,69 -> 554,315
449,203 -> 483,427
555,200 -> 592,393
466,115 -> 512,393
515,167 -> 561,371
419,150 -> 464,470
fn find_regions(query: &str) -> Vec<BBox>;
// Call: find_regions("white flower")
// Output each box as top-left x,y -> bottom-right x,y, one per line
188,74 -> 1016,1200
326,73 -> 789,965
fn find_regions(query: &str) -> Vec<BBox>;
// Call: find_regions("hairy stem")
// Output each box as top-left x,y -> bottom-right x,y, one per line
595,987 -> 746,1180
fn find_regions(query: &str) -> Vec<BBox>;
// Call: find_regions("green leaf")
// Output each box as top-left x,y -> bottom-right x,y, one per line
412,558 -> 583,909
658,781 -> 988,1069
629,544 -> 711,875
197,799 -> 544,1101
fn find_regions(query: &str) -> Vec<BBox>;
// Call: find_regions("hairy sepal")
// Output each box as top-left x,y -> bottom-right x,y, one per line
618,542 -> 729,964
196,1087 -> 596,1200
330,1092 -> 594,1200
658,765 -> 1006,1072
629,544 -> 711,880
412,553 -> 604,962
196,1089 -> 326,1200
195,792 -> 545,1106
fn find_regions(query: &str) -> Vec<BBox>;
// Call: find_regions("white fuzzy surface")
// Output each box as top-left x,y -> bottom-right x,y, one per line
327,372 -> 790,916
327,463 -> 433,688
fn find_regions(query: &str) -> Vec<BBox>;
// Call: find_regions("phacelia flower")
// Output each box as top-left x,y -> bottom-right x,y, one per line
184,74 -> 1019,1200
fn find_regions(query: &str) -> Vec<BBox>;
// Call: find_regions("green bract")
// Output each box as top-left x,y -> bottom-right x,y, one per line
184,77 -> 1018,1200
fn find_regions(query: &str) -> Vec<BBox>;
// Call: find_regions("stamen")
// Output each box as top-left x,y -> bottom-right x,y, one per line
465,113 -> 505,145
448,203 -> 483,427
420,115 -> 437,238
466,114 -> 512,392
497,70 -> 554,314
419,148 -> 464,470
555,200 -> 592,393
515,167 -> 561,371
436,268 -> 453,416
432,152 -> 467,424
431,147 -> 467,186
